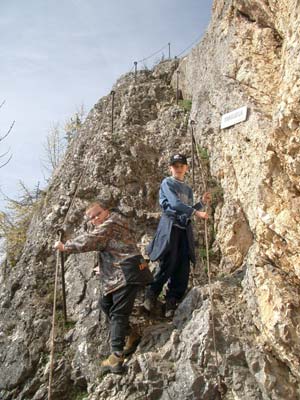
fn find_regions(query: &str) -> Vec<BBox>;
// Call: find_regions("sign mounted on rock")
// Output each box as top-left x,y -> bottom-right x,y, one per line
220,106 -> 248,129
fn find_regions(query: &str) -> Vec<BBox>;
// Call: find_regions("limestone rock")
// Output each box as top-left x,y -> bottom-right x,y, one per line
1,1 -> 300,399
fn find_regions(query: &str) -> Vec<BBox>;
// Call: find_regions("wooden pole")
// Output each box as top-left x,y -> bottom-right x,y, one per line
48,250 -> 60,400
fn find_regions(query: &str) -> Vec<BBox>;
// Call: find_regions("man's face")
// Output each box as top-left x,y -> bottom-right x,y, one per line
85,204 -> 110,226
169,162 -> 188,180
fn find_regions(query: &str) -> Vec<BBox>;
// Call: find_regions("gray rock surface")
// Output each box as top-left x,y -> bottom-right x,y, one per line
1,1 -> 300,399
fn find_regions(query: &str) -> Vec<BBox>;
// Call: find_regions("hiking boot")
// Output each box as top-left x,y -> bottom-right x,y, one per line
100,353 -> 124,374
165,298 -> 177,318
143,289 -> 157,312
123,331 -> 141,356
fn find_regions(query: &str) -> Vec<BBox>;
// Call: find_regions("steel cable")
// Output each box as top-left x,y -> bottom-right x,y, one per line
176,33 -> 204,58
136,43 -> 169,64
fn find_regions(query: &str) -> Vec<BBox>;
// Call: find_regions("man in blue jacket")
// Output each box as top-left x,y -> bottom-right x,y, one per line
145,153 -> 211,317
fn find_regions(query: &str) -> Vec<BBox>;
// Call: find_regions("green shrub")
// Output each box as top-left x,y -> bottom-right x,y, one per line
208,177 -> 224,205
72,390 -> 88,400
199,247 -> 215,260
179,99 -> 192,112
196,144 -> 209,160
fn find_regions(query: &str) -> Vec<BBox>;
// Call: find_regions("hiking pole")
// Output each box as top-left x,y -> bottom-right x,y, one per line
191,121 -> 226,396
47,162 -> 85,400
190,119 -> 203,286
48,229 -> 67,400
204,213 -> 222,390
48,245 -> 61,400
47,95 -> 112,398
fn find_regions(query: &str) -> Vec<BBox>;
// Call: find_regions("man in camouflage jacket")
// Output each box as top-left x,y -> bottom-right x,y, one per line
54,201 -> 152,374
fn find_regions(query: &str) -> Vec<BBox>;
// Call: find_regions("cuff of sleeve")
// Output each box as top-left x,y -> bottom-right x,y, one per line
63,242 -> 75,253
193,201 -> 204,211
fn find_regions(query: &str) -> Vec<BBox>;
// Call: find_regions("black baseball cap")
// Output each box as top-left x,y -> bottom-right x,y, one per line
169,153 -> 188,165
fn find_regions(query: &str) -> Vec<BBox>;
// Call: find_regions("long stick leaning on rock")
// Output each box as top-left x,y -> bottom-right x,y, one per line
48,94 -> 113,400
190,119 -> 226,396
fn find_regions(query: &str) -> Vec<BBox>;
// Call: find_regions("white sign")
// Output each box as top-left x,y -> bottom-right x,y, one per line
221,106 -> 248,129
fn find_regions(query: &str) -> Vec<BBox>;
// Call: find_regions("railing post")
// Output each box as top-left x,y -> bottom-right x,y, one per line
110,90 -> 115,133
190,120 -> 196,187
174,56 -> 179,68
134,61 -> 138,80
176,70 -> 180,105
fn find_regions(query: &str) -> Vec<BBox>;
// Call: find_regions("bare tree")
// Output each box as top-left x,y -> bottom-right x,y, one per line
64,104 -> 85,143
41,105 -> 86,179
0,100 -> 15,168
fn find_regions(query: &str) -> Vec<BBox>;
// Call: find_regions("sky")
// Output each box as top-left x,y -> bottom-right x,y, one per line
0,0 -> 213,206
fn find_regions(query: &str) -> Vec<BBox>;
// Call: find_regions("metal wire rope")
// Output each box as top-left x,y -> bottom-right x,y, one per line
128,31 -> 205,73
176,33 -> 204,58
136,43 -> 169,64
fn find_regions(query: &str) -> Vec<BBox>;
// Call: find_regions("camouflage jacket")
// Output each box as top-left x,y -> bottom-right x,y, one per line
64,211 -> 152,295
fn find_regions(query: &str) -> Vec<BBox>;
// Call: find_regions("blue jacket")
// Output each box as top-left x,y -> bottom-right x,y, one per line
147,177 -> 204,264
159,177 -> 194,223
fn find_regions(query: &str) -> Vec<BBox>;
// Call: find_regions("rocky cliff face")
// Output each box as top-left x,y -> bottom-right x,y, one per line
178,0 -> 300,397
1,1 -> 300,399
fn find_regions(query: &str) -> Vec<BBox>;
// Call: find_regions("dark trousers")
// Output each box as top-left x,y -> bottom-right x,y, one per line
149,226 -> 190,300
100,285 -> 139,352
